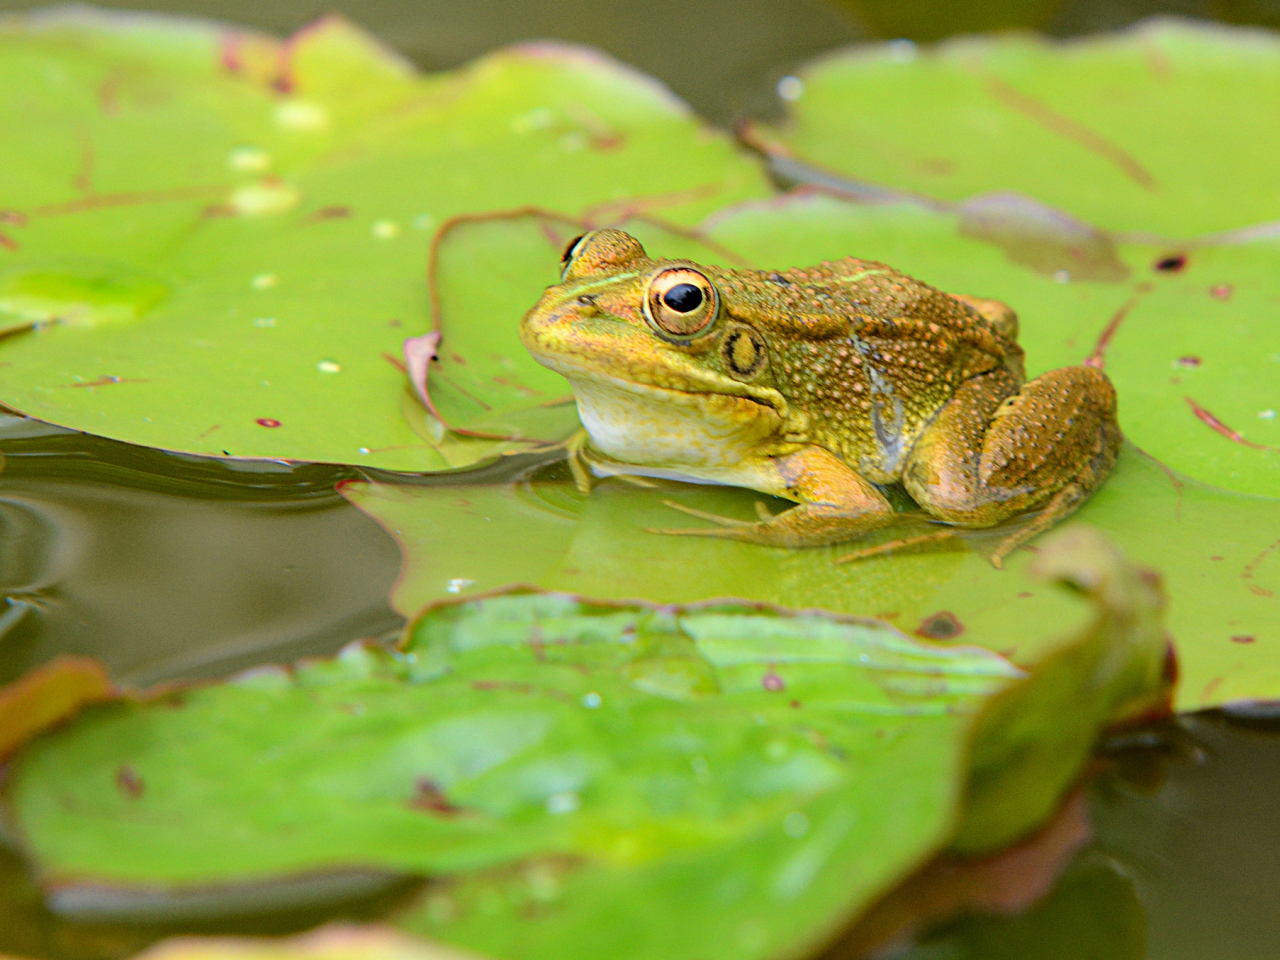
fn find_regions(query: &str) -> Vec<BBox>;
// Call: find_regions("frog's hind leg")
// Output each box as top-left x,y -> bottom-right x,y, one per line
902,365 -> 1121,568
650,445 -> 897,548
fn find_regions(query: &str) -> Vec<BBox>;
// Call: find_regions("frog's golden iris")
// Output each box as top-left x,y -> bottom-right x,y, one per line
644,267 -> 719,339
522,229 -> 1121,567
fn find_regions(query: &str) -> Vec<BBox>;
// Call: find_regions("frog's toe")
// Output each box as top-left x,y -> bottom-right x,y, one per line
656,499 -> 757,529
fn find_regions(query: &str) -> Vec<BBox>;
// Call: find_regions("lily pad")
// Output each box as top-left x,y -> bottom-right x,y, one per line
3,528 -> 1168,960
756,19 -> 1280,238
343,193 -> 1279,711
0,8 -> 769,471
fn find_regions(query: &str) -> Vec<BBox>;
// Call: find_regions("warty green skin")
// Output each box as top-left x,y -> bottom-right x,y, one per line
520,229 -> 1120,563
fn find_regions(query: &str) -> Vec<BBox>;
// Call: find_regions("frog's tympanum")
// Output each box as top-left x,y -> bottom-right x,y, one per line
520,230 -> 1121,566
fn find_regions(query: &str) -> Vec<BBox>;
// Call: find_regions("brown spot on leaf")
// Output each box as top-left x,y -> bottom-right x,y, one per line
915,611 -> 964,640
255,418 -> 282,428
307,205 -> 351,222
1211,284 -> 1234,300
115,765 -> 144,798
1154,254 -> 1187,272
407,778 -> 463,816
1231,635 -> 1256,644
762,670 -> 784,691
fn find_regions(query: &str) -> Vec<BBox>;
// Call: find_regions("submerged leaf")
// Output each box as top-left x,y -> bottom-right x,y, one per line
2,528 -> 1168,960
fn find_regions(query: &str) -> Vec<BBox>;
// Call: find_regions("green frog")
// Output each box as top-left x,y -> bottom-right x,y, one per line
520,229 -> 1120,566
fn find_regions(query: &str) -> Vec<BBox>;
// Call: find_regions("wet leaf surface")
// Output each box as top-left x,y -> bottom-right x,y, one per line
0,9 -> 769,471
758,19 -> 1280,238
3,528 -> 1168,960
344,193 -> 1278,712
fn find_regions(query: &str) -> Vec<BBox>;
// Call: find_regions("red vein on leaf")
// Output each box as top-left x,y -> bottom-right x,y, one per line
75,126 -> 96,195
30,185 -> 226,217
986,77 -> 1158,191
59,376 -> 149,389
1086,285 -> 1150,369
1242,537 -> 1280,598
580,183 -> 720,225
1185,396 -> 1280,452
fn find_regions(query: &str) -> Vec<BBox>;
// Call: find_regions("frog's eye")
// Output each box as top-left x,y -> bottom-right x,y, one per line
644,267 -> 719,339
561,235 -> 586,267
560,229 -> 646,281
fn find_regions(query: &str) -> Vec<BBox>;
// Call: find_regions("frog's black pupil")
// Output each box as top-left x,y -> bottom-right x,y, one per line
562,235 -> 585,264
662,283 -> 703,313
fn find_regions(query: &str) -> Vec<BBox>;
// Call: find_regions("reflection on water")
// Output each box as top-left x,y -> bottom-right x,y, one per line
0,422 -> 404,687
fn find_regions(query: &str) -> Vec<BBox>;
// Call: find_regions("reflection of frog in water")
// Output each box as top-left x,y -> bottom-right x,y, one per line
520,229 -> 1120,566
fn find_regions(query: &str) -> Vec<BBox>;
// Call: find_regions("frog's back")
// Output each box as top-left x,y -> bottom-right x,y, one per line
708,257 -> 1021,483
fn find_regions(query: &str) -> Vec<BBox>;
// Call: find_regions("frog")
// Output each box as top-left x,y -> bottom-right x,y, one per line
519,228 -> 1121,567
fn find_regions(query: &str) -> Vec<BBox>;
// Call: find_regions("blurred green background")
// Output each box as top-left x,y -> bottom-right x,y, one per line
4,0 -> 1280,124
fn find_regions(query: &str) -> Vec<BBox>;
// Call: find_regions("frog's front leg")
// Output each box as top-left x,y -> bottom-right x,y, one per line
653,445 -> 895,548
902,365 -> 1122,567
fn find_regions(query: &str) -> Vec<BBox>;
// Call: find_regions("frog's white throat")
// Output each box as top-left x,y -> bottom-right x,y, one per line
570,377 -> 784,476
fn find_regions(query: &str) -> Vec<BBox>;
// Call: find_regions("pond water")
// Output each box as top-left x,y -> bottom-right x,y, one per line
0,0 -> 1278,957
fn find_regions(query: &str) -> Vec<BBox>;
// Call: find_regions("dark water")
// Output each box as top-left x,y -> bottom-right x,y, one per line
1,0 -> 1279,957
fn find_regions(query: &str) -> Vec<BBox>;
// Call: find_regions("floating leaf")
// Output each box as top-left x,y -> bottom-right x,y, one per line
343,445 -> 1273,714
0,9 -> 769,470
0,655 -> 113,760
343,194 -> 1278,711
756,19 -> 1280,238
3,528 -> 1168,960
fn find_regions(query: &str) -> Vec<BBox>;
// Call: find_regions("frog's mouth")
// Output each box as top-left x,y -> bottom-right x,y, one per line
531,352 -> 789,420
520,296 -> 791,424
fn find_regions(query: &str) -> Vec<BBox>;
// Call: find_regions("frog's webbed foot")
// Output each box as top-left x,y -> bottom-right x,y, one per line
566,431 -> 657,494
649,499 -> 769,535
987,483 -> 1087,569
647,446 -> 897,549
565,429 -> 594,494
834,529 -> 958,564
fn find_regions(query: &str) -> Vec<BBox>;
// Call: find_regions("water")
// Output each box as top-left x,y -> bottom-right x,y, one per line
1,0 -> 1279,956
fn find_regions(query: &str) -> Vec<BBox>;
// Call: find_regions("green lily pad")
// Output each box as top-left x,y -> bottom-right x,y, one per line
344,444 -> 1273,715
3,528 -> 1168,960
757,19 -> 1280,238
0,8 -> 769,471
342,193 -> 1279,712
